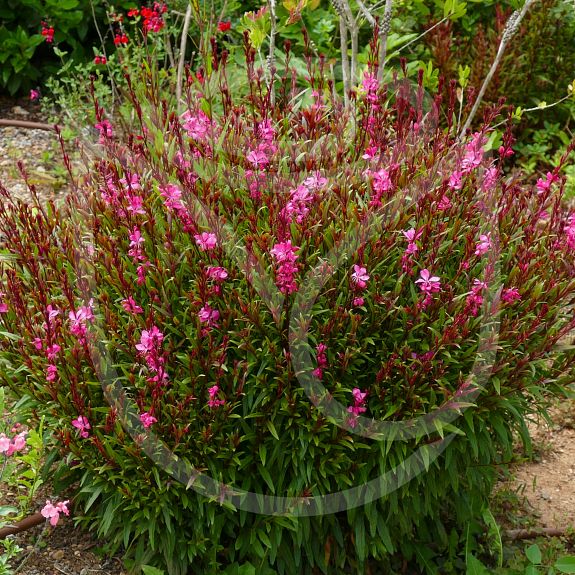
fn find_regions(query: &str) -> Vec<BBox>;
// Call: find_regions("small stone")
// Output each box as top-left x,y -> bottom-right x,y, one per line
11,106 -> 29,116
51,549 -> 65,560
541,490 -> 551,501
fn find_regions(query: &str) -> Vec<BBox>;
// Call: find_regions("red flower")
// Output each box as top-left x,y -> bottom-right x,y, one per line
94,55 -> 107,65
127,8 -> 140,17
41,21 -> 55,43
217,21 -> 231,32
114,33 -> 129,46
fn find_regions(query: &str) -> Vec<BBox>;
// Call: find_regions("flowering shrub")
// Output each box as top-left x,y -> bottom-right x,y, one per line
1,41 -> 575,574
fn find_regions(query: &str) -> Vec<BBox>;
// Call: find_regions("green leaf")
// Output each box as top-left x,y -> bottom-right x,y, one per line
466,554 -> 490,575
141,566 -> 165,575
481,507 -> 502,568
0,506 -> 19,517
555,557 -> 575,574
266,421 -> 279,440
526,544 -> 542,565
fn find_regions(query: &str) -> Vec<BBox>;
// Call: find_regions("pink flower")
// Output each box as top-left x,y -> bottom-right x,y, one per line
140,412 -> 157,428
95,119 -> 113,143
482,167 -> 498,192
198,304 -> 220,326
7,431 -> 27,456
536,171 -> 559,195
347,387 -> 368,427
160,184 -> 183,211
351,265 -> 370,290
126,195 -> 146,215
136,326 -> 164,353
415,269 -> 441,294
353,297 -> 365,307
30,89 -> 40,101
461,132 -> 487,172
206,266 -> 228,282
41,500 -> 69,527
181,110 -> 214,141
46,344 -> 60,360
448,171 -> 463,190
270,241 -> 298,263
474,233 -> 492,257
122,296 -> 143,314
502,287 -> 521,303
0,434 -> 10,454
207,385 -> 225,408
46,364 -> 58,382
71,416 -> 90,439
303,172 -> 328,190
246,149 -> 269,168
352,388 -> 368,405
136,261 -> 151,285
403,228 -> 423,254
194,232 -> 218,251
270,241 -> 300,294
437,195 -> 452,211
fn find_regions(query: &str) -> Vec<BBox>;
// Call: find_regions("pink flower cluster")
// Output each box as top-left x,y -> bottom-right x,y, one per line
465,279 -> 487,317
564,214 -> 575,251
415,269 -> 441,309
0,291 -> 8,314
474,233 -> 492,257
536,171 -> 559,196
136,326 -> 168,385
312,343 -> 328,380
140,411 -> 157,428
347,388 -> 368,428
194,232 -> 218,251
361,71 -> 380,104
198,303 -> 220,328
0,429 -> 27,456
68,300 -> 95,345
501,287 -> 521,304
207,385 -> 225,408
447,132 -> 489,190
41,500 -> 69,526
159,184 -> 196,231
122,295 -> 143,314
72,415 -> 90,439
402,228 -> 423,255
282,173 -> 327,224
366,168 -> 393,207
181,110 -> 215,143
95,119 -> 113,144
270,240 -> 299,294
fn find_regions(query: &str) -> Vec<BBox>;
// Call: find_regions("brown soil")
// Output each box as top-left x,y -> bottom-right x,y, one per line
506,400 -> 575,530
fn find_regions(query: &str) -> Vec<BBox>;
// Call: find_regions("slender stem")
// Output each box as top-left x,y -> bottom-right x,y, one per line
268,0 -> 277,106
489,95 -> 572,131
395,16 -> 449,55
355,0 -> 376,26
176,2 -> 193,111
89,0 -> 118,111
458,0 -> 539,139
339,13 -> 350,106
340,0 -> 358,85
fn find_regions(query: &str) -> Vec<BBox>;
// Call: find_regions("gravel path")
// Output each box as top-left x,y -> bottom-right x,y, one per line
0,97 -> 68,205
